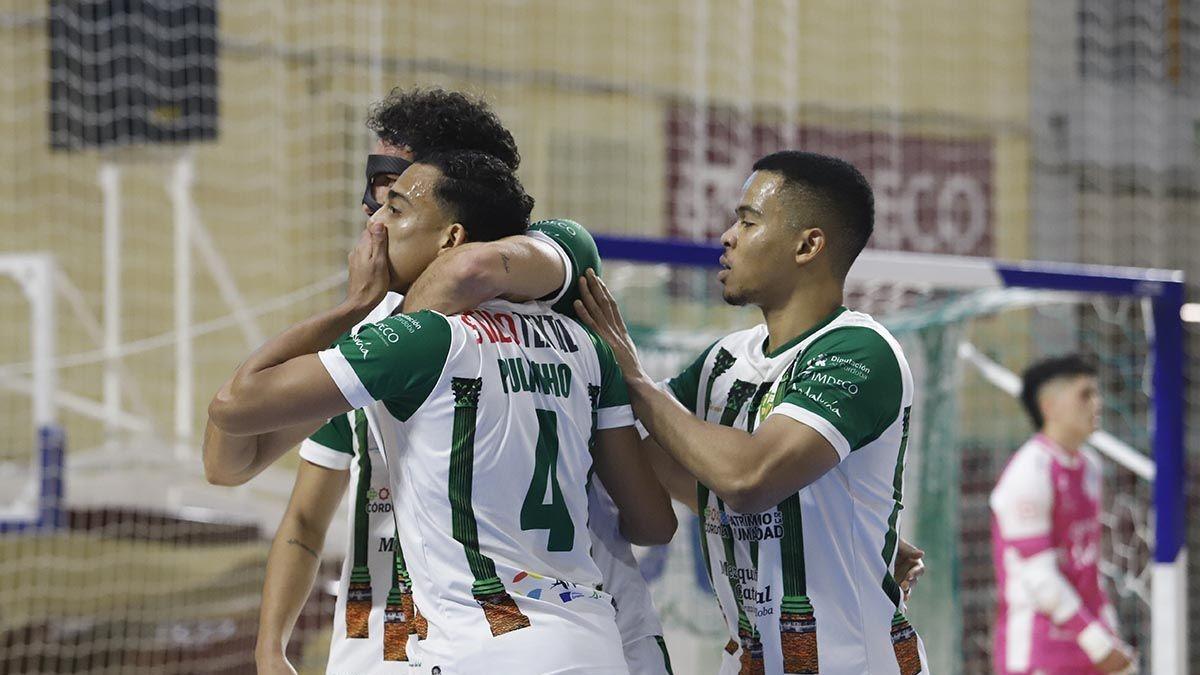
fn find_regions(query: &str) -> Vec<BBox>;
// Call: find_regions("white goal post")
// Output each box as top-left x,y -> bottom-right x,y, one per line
0,253 -> 60,530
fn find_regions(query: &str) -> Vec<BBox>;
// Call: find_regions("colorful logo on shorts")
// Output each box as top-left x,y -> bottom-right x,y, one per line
510,570 -> 605,604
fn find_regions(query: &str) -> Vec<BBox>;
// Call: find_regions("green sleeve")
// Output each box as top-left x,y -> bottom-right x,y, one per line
307,414 -> 352,454
775,327 -> 902,452
324,310 -> 453,421
527,218 -> 601,318
666,341 -> 718,412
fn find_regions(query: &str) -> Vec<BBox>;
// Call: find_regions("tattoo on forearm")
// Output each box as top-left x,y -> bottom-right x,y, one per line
500,253 -> 511,273
286,538 -> 319,560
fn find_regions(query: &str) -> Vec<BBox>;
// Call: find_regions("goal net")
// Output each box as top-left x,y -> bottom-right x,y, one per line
600,244 -> 1186,675
0,254 -> 340,674
0,246 -> 1183,674
1,1 -> 1195,673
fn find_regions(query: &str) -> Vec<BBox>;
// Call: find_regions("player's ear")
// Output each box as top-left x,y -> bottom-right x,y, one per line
1037,388 -> 1054,426
795,227 -> 825,266
440,223 -> 469,250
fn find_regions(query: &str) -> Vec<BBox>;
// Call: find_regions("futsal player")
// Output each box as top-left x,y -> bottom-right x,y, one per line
578,151 -> 930,674
206,89 -> 679,674
990,355 -> 1134,674
206,149 -> 677,673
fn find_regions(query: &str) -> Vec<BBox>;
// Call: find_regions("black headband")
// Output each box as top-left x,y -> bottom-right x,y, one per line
361,154 -> 413,213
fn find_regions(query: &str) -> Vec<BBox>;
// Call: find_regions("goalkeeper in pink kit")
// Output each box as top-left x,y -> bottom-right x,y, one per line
990,354 -> 1135,674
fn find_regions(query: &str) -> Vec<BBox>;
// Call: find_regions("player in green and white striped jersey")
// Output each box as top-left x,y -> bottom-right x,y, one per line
300,215 -> 675,675
206,89 -> 678,675
211,89 -> 531,675
577,151 -> 929,674
294,293 -> 419,675
206,150 -> 676,674
407,216 -> 681,675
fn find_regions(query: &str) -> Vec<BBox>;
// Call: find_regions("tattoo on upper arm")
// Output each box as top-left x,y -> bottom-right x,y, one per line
500,253 -> 511,273
286,537 -> 320,560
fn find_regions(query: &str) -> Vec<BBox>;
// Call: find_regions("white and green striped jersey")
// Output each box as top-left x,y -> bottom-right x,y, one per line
532,220 -> 671,666
299,292 -> 422,673
667,307 -> 928,675
303,221 -> 669,673
319,299 -> 633,674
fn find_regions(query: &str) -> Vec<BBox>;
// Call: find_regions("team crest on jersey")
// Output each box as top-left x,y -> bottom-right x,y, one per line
703,505 -> 729,536
757,378 -> 785,425
364,486 -> 393,513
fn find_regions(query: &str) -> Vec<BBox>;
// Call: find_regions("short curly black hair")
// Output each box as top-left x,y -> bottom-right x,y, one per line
366,88 -> 520,170
1019,353 -> 1098,429
417,150 -> 533,242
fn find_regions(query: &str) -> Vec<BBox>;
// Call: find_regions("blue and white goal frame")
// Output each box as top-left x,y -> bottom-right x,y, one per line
594,235 -> 1188,673
0,254 -> 63,534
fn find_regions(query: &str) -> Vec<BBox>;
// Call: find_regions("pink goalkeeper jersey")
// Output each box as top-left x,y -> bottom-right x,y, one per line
990,434 -> 1113,674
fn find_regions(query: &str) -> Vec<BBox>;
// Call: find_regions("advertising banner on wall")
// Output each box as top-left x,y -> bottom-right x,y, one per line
667,104 -> 994,257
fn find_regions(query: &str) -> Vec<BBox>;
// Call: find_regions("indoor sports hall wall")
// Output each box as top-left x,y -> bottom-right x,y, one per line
1,1 -> 1198,672
1,0 -> 1037,457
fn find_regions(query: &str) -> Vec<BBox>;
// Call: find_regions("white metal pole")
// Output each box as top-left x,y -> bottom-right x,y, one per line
25,255 -> 56,429
27,254 -> 57,526
99,162 -> 122,447
189,213 -> 265,348
170,154 -> 195,458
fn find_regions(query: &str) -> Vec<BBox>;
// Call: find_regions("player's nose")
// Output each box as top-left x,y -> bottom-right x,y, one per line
720,222 -> 737,249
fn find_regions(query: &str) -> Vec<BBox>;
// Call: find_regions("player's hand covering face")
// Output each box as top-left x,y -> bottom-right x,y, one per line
368,162 -> 461,294
345,222 -> 392,311
575,269 -> 643,381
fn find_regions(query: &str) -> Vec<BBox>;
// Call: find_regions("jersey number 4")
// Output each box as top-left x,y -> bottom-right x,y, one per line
520,409 -> 575,551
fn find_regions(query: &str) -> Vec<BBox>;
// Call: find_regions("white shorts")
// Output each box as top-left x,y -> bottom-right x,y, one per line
418,620 -> 628,675
623,634 -> 673,675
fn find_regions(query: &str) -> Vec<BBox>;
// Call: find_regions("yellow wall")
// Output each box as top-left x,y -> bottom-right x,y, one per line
0,0 -> 1030,454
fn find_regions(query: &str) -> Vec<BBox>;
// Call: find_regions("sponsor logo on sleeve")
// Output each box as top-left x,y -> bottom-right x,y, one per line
794,386 -> 843,418
350,333 -> 371,358
786,351 -> 874,418
394,314 -> 423,333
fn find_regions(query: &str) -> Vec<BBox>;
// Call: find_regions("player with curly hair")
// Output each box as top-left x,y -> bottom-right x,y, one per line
207,145 -> 677,673
203,88 -> 681,675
